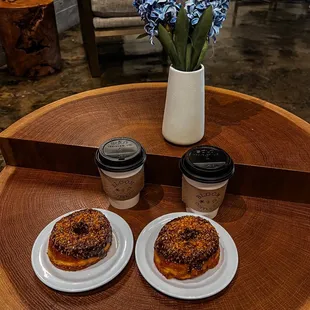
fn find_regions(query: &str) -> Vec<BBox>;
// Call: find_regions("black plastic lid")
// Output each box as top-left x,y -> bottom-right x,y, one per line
180,146 -> 235,183
95,137 -> 147,172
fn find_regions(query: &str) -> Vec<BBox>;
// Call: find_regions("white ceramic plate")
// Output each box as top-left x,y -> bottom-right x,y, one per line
32,209 -> 133,293
135,212 -> 238,300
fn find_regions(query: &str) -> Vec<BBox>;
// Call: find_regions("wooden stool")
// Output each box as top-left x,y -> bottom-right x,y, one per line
0,0 -> 61,77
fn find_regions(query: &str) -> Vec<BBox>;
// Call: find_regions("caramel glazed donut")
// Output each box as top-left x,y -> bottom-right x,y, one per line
48,209 -> 112,271
154,216 -> 220,280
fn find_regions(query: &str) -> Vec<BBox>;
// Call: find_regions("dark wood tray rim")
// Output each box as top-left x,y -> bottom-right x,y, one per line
1,139 -> 309,204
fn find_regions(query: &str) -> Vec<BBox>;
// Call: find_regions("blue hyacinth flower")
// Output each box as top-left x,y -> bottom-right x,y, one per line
133,0 -> 180,44
185,0 -> 230,41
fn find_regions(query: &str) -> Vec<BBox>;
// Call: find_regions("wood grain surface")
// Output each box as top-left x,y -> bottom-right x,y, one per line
0,166 -> 309,310
0,84 -> 310,309
1,139 -> 309,203
1,84 -> 309,171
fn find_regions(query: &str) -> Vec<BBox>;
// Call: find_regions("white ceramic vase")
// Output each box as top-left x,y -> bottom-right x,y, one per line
162,65 -> 205,146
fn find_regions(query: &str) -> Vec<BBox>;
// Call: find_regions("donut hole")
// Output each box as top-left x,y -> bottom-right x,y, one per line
72,222 -> 89,235
180,228 -> 199,241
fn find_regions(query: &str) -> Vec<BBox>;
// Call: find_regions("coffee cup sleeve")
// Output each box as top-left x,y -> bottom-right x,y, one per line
99,168 -> 144,201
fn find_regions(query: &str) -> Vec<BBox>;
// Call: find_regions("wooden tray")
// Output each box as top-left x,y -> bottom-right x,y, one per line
0,84 -> 309,309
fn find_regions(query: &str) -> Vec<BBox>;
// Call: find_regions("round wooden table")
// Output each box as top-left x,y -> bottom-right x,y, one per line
0,84 -> 309,309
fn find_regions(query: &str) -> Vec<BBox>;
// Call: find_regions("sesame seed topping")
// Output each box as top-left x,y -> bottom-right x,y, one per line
154,216 -> 219,270
49,209 -> 112,259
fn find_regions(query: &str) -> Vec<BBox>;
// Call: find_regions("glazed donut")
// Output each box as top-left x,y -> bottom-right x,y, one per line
154,216 -> 220,280
48,209 -> 112,271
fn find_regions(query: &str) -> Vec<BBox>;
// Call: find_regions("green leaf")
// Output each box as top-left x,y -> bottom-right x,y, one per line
174,7 -> 189,71
194,40 -> 208,70
191,7 -> 212,70
136,33 -> 148,40
186,43 -> 192,71
158,24 -> 181,69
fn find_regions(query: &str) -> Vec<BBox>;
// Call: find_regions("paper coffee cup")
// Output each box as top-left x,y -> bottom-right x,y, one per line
95,137 -> 147,209
180,146 -> 235,219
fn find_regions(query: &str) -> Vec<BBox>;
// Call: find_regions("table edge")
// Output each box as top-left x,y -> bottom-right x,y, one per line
0,83 -> 309,139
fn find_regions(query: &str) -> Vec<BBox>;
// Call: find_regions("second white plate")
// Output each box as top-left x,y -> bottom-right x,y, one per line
135,212 -> 238,300
32,209 -> 133,293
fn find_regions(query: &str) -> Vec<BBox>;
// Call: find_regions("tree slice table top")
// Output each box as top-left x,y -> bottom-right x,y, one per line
1,83 -> 309,171
0,83 -> 309,309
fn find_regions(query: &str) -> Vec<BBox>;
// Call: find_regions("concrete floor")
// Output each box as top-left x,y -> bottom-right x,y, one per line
0,2 -> 309,169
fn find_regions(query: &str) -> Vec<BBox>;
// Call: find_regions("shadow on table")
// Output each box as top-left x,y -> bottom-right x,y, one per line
136,184 -> 165,210
216,194 -> 247,223
205,96 -> 264,141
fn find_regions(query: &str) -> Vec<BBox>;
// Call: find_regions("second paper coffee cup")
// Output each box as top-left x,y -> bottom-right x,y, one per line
180,146 -> 235,219
95,137 -> 147,209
